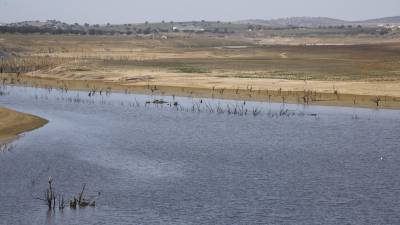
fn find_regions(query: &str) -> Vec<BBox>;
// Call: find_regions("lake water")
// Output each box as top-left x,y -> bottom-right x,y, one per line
0,85 -> 399,225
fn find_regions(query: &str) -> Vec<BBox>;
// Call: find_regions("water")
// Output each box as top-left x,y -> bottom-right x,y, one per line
0,86 -> 400,225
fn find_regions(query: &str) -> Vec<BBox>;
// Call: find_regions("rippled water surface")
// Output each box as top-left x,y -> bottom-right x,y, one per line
0,86 -> 399,225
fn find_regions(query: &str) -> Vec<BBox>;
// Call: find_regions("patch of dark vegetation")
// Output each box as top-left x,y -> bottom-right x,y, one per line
69,67 -> 91,72
146,99 -> 168,104
124,75 -> 154,82
175,66 -> 210,73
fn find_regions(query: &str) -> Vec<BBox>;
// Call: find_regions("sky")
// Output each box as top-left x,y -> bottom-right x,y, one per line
0,0 -> 399,24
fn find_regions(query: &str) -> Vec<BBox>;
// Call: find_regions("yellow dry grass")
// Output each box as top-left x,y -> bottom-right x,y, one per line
0,107 -> 48,143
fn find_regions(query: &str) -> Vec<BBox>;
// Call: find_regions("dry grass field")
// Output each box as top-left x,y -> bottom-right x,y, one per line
1,34 -> 400,108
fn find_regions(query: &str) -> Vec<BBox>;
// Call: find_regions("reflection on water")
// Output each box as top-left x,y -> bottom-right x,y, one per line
0,143 -> 15,152
0,85 -> 400,225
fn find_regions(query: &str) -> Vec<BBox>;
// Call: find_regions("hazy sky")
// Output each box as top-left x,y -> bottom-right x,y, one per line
0,0 -> 399,24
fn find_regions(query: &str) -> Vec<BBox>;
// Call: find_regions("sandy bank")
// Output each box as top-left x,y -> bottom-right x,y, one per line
0,107 -> 48,143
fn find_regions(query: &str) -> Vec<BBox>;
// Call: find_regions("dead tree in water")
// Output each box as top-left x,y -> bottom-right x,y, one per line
69,197 -> 77,208
44,176 -> 56,210
58,194 -> 65,210
372,96 -> 381,107
69,183 -> 95,208
36,178 -> 96,210
334,90 -> 339,100
78,184 -> 86,206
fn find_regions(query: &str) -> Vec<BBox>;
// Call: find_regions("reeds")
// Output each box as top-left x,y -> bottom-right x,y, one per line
29,86 -> 316,118
5,82 -> 320,119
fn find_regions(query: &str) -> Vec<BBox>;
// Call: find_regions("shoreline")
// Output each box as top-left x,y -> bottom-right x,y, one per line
0,107 -> 48,144
2,73 -> 400,110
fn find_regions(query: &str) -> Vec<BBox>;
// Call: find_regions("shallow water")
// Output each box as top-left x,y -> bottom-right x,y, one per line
0,85 -> 400,225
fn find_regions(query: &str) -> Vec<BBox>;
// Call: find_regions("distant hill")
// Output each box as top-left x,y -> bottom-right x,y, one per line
358,16 -> 400,26
236,16 -> 400,27
238,17 -> 347,27
5,20 -> 70,28
0,16 -> 399,36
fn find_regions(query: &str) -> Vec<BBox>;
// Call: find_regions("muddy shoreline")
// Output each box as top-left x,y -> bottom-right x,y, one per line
2,73 -> 400,110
